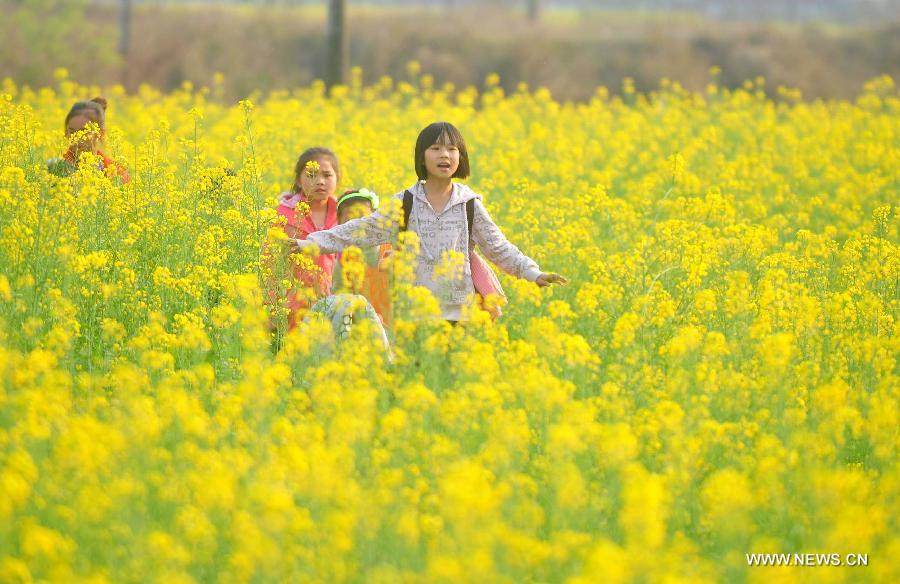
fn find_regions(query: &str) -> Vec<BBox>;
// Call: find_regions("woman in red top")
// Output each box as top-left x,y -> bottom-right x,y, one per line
47,97 -> 129,182
267,147 -> 341,331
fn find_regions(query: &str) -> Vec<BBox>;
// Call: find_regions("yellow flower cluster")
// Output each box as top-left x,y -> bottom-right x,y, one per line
304,159 -> 320,178
0,72 -> 898,582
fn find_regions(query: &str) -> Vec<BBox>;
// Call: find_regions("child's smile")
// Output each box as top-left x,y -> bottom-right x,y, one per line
425,141 -> 460,178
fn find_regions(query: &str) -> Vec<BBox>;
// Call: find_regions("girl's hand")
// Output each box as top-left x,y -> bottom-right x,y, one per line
535,272 -> 568,287
287,238 -> 315,255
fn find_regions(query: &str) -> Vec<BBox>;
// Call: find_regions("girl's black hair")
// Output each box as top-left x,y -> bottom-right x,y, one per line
65,97 -> 107,130
414,122 -> 470,180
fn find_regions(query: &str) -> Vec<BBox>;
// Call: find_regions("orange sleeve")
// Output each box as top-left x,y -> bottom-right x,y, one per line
376,244 -> 393,271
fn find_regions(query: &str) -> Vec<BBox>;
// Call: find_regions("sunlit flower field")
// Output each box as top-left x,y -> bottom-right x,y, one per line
1,68 -> 898,583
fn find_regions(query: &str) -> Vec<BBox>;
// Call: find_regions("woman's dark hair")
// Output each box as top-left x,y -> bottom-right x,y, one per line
65,97 -> 107,130
292,147 -> 340,193
414,122 -> 470,180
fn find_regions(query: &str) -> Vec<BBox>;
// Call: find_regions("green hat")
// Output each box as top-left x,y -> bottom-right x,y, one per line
337,188 -> 379,211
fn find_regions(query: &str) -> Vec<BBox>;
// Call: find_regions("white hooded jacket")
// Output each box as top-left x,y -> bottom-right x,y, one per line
303,181 -> 542,320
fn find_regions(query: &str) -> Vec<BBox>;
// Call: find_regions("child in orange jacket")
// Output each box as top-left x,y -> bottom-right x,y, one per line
331,188 -> 393,328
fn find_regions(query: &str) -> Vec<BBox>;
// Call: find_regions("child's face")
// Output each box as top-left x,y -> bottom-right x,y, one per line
298,157 -> 338,201
423,134 -> 460,180
338,200 -> 374,224
66,113 -> 102,155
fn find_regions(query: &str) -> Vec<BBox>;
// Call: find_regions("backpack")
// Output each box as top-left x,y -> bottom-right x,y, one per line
401,190 -> 507,319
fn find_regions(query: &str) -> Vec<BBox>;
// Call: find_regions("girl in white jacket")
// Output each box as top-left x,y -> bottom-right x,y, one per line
293,122 -> 567,321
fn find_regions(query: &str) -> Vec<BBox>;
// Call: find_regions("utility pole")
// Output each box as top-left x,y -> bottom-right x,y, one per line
527,0 -> 540,22
119,0 -> 132,59
326,0 -> 347,88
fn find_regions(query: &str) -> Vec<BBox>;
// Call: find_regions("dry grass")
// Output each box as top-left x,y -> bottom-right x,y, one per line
2,2 -> 898,101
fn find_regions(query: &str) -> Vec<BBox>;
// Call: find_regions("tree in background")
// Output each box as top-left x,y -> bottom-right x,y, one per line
527,0 -> 540,22
326,0 -> 347,88
119,0 -> 132,62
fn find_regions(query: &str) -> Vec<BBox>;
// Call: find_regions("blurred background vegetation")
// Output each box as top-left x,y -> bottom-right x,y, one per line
2,0 -> 899,101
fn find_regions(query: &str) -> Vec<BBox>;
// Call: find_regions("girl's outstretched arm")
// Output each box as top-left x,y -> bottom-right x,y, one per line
534,272 -> 568,287
471,199 -> 543,282
295,194 -> 400,254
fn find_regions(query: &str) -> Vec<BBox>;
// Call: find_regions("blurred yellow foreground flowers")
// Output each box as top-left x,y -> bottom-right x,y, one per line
0,71 -> 897,582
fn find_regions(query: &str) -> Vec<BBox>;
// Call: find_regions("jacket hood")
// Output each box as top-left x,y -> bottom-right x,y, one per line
408,181 -> 482,206
453,182 -> 482,203
278,191 -> 304,209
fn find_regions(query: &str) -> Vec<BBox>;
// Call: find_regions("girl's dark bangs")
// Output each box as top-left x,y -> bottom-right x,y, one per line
422,122 -> 462,146
436,123 -> 464,146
